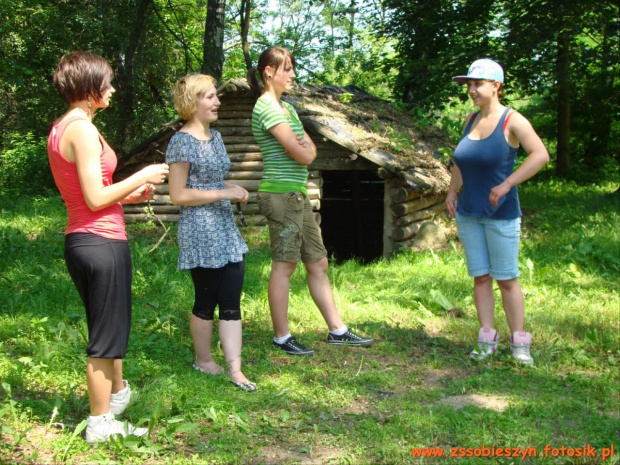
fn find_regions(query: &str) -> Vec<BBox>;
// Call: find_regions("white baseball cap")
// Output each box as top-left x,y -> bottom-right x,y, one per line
453,59 -> 504,84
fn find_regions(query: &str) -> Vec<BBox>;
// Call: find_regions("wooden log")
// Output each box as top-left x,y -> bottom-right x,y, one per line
393,237 -> 418,251
216,104 -> 255,112
392,220 -> 424,241
211,118 -> 252,127
313,142 -> 355,158
310,157 -> 375,171
143,194 -> 172,205
377,167 -> 395,179
229,161 -> 263,171
224,143 -> 260,153
216,110 -> 254,119
383,178 -> 398,258
391,194 -> 446,216
225,171 -> 263,180
124,213 -> 180,223
123,205 -> 180,214
222,135 -> 260,144
388,186 -> 422,203
226,179 -> 261,190
228,152 -> 263,162
153,183 -> 169,194
306,187 -> 322,199
215,127 -> 254,136
395,202 -> 446,226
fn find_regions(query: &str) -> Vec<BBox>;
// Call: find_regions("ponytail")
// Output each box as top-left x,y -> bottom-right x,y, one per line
247,46 -> 296,96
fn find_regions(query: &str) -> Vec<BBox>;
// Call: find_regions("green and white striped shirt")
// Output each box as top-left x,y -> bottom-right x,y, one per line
252,96 -> 308,195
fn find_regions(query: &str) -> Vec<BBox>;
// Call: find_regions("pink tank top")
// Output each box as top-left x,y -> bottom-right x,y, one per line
47,117 -> 126,240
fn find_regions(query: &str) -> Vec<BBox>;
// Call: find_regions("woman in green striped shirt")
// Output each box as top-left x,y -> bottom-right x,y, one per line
248,46 -> 374,356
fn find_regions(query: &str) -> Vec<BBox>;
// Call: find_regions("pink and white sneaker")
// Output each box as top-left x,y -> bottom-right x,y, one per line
470,327 -> 500,361
510,331 -> 534,365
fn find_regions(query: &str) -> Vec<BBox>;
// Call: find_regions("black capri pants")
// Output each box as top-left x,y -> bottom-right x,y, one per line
190,260 -> 245,321
64,233 -> 132,359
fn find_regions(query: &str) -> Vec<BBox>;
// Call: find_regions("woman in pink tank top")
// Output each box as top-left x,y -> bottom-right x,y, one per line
47,51 -> 169,444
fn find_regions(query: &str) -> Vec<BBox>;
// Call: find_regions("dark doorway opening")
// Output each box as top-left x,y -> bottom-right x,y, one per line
319,170 -> 384,263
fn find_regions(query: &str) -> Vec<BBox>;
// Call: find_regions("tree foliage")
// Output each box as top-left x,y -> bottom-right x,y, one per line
0,0 -> 618,180
383,0 -> 620,177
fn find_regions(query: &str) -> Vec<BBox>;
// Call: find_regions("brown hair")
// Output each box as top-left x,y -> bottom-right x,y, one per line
246,46 -> 296,95
52,51 -> 114,104
171,74 -> 217,120
482,79 -> 504,100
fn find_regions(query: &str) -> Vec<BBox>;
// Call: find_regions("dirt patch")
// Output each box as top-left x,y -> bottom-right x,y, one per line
343,396 -> 375,415
4,424 -> 65,464
438,394 -> 511,412
421,367 -> 467,390
251,444 -> 345,465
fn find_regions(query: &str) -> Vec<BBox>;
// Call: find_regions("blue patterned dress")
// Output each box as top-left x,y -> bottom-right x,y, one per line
165,130 -> 248,270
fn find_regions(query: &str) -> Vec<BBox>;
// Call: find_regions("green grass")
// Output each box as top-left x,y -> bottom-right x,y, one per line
1,180 -> 618,464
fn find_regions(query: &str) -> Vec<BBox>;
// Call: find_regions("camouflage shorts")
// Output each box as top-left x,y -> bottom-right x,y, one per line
257,191 -> 327,263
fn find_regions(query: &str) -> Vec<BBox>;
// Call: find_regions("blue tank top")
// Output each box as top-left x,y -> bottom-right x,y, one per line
453,108 -> 521,219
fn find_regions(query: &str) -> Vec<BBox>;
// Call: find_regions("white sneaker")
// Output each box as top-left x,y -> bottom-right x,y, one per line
85,412 -> 148,444
470,328 -> 499,361
511,331 -> 534,365
110,380 -> 132,415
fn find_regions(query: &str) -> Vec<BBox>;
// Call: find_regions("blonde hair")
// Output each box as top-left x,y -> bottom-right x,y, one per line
172,74 -> 217,119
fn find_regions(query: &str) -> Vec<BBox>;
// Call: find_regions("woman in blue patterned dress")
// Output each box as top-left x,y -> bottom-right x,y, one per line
166,74 -> 256,391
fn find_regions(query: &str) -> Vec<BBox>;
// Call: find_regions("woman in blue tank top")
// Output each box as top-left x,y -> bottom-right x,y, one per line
446,59 -> 549,365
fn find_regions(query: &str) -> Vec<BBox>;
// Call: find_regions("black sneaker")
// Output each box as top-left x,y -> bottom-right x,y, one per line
273,336 -> 314,356
327,329 -> 374,347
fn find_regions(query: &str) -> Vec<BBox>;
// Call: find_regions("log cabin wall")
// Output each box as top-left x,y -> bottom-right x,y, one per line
124,91 -> 323,227
122,81 -> 450,259
382,176 -> 448,257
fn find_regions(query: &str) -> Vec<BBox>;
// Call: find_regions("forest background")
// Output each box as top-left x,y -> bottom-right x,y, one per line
0,0 -> 619,190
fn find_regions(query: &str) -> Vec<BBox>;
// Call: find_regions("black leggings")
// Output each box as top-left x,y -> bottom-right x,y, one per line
190,261 -> 245,321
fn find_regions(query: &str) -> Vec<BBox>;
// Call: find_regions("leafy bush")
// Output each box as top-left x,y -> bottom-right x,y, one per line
0,133 -> 55,195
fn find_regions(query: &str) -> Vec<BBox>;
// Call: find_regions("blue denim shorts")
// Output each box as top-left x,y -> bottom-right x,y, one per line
455,212 -> 521,281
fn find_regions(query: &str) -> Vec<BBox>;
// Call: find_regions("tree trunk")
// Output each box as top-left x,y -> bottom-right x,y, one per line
113,0 -> 153,149
348,0 -> 356,56
239,0 -> 252,70
555,0 -> 571,177
202,0 -> 226,81
583,5 -> 616,168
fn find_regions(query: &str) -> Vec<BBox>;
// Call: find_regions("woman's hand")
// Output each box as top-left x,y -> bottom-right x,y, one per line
122,184 -> 156,204
489,180 -> 511,207
269,125 -> 316,165
226,184 -> 249,205
285,135 -> 309,159
445,190 -> 459,217
139,163 -> 169,184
